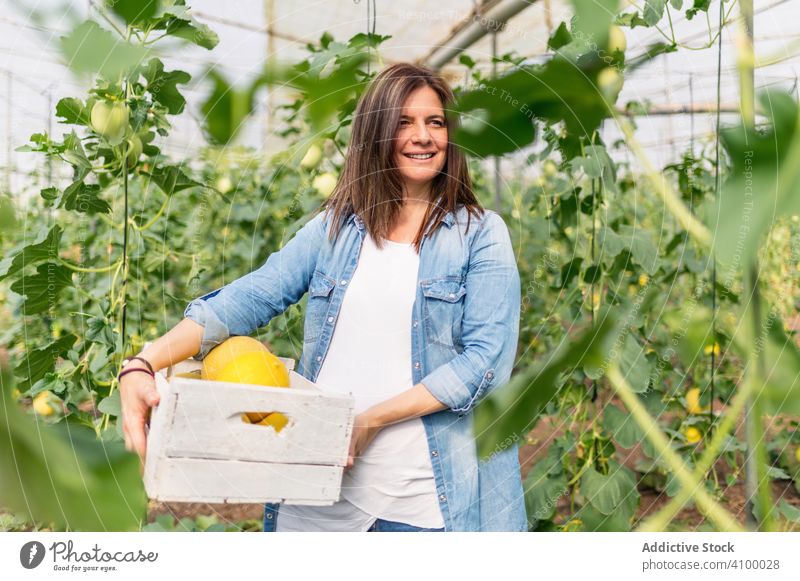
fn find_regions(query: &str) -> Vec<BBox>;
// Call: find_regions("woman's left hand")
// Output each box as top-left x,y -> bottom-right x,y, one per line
346,411 -> 382,471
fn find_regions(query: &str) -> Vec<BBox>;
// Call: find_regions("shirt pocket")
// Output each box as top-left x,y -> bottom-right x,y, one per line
421,276 -> 466,350
304,270 -> 337,343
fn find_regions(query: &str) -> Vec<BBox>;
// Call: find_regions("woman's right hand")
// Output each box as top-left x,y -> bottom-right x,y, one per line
119,363 -> 161,463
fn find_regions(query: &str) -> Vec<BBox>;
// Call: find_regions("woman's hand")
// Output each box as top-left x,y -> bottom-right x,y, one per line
345,411 -> 382,471
119,361 -> 161,465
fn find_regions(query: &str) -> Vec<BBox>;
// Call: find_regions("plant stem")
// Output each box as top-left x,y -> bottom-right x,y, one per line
606,365 -> 744,531
665,4 -> 676,44
59,258 -> 120,273
132,195 -> 170,232
737,0 -> 775,532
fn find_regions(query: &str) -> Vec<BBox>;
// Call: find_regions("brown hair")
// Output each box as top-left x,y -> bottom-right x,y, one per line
324,62 -> 483,252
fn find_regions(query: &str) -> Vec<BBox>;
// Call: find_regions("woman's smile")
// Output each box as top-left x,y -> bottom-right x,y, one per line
402,151 -> 437,161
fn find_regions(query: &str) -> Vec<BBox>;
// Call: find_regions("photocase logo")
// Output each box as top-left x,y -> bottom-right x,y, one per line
19,541 -> 46,569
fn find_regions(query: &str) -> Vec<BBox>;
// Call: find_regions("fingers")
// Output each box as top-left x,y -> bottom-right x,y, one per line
146,386 -> 160,407
125,415 -> 148,463
120,374 -> 158,462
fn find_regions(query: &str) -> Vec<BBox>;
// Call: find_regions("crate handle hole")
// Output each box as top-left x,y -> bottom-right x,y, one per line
239,412 -> 292,433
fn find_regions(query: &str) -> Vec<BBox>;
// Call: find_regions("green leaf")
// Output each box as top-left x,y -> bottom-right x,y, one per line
575,498 -> 636,531
548,22 -> 573,51
602,404 -> 644,449
598,225 -> 625,259
0,225 -> 63,280
767,465 -> 791,480
454,48 -> 613,158
60,21 -> 149,78
524,453 -> 568,523
0,360 -> 146,531
156,14 -> 219,50
580,460 -> 639,516
62,181 -> 111,214
616,12 -> 652,28
588,145 -> 618,193
708,90 -> 800,269
144,164 -> 201,195
61,150 -> 92,181
106,0 -> 159,25
13,334 -> 77,390
29,373 -> 68,398
16,132 -> 66,155
778,499 -> 800,523
9,263 -> 74,315
474,312 -> 621,460
618,224 -> 660,275
559,257 -> 582,288
86,316 -> 118,354
757,311 -> 800,416
142,58 -> 191,115
643,0 -> 667,26
0,196 -> 16,235
200,69 -> 260,145
619,333 -> 653,393
260,52 -> 369,136
97,390 -> 121,417
459,54 -> 476,69
571,152 -> 603,178
570,0 -> 619,47
686,0 -> 711,20
55,98 -> 89,125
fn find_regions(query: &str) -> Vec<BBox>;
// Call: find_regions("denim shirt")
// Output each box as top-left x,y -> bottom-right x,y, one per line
183,204 -> 526,532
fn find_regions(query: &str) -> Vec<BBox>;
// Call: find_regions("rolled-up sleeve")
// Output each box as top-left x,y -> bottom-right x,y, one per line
184,211 -> 328,359
420,211 -> 520,413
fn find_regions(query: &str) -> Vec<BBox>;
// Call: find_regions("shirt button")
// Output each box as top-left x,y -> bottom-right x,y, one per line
431,450 -> 438,457
265,513 -> 273,520
414,361 -> 420,369
413,320 -> 418,328
487,371 -> 494,379
316,356 -> 322,362
439,494 -> 447,502
340,279 -> 348,286
448,293 -> 455,299
327,316 -> 334,323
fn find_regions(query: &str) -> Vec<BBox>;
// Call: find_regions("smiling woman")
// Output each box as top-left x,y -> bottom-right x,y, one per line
122,62 -> 524,532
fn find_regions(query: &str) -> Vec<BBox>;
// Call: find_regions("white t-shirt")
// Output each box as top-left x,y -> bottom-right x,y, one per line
276,231 -> 444,531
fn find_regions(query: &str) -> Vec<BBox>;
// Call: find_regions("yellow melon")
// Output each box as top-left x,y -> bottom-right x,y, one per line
210,350 -> 289,387
202,337 -> 290,432
201,337 -> 279,380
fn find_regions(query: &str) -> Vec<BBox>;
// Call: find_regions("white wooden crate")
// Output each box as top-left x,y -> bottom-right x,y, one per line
143,356 -> 355,505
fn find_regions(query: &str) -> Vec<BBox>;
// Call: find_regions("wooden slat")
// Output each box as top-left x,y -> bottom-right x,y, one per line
146,457 -> 343,505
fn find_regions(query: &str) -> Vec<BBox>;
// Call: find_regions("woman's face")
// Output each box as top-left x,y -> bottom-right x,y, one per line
393,85 -> 448,196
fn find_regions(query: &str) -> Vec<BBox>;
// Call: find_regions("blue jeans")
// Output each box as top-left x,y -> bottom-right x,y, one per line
367,519 -> 445,532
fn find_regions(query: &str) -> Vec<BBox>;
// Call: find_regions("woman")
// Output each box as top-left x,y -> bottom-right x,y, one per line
119,63 -> 525,532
